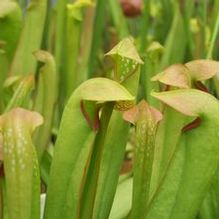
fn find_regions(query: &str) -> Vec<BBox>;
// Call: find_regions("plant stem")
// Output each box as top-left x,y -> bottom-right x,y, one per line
109,0 -> 129,39
18,0 -> 27,10
88,0 -> 105,78
139,0 -> 150,53
55,0 -> 68,74
207,10 -> 219,59
0,48 -> 8,112
33,51 -> 57,161
184,0 -> 195,59
80,102 -> 114,219
207,6 -> 219,98
9,0 -> 47,76
77,7 -> 95,84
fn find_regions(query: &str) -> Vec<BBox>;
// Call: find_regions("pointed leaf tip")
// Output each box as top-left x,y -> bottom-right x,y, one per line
105,37 -> 144,64
123,105 -> 139,124
185,59 -> 219,81
151,64 -> 191,88
34,50 -> 54,63
147,41 -> 164,53
151,89 -> 219,117
67,0 -> 94,21
123,100 -> 162,124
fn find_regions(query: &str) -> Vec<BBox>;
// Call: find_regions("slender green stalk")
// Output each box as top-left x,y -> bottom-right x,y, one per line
109,0 -> 129,39
55,0 -> 68,116
139,0 -> 151,100
207,9 -> 219,58
91,112 -> 130,219
80,102 -> 114,219
200,0 -> 208,57
143,42 -> 163,107
9,0 -> 47,76
62,1 -> 93,103
139,0 -> 150,53
88,0 -> 105,77
40,148 -> 53,186
212,0 -> 219,32
54,0 -> 68,76
160,1 -> 186,69
41,0 -> 52,50
63,5 -> 82,99
33,51 -> 57,160
0,48 -> 8,112
76,6 -> 95,85
155,0 -> 172,42
207,6 -> 219,98
18,0 -> 27,9
183,0 -> 195,59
